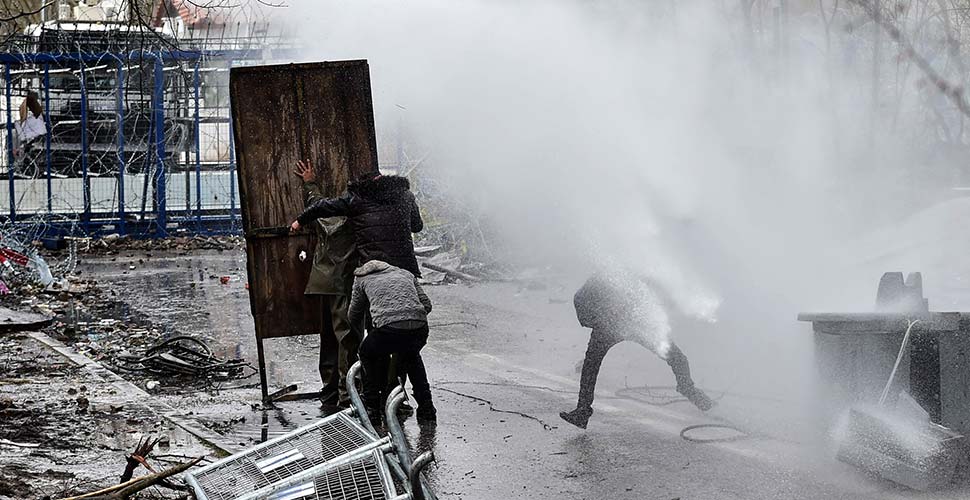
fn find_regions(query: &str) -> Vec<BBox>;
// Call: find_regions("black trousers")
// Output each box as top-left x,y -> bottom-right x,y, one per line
359,324 -> 431,411
575,328 -> 696,410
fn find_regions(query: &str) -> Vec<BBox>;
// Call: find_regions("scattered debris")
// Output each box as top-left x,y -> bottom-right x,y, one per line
0,306 -> 53,333
0,438 -> 40,448
0,332 -> 214,499
49,235 -> 243,256
113,336 -> 255,387
61,456 -> 202,500
418,250 -> 485,284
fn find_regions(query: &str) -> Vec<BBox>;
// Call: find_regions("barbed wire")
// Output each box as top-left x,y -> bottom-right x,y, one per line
0,0 -> 290,238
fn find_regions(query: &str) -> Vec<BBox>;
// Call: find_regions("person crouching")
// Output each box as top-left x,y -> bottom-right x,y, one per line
349,260 -> 436,424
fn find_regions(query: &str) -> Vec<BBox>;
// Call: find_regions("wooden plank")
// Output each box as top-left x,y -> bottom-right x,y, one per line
231,64 -> 319,340
230,60 -> 379,342
297,61 -> 379,194
0,307 -> 53,333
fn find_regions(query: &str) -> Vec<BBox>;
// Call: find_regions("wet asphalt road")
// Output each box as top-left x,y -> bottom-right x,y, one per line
80,250 -> 970,500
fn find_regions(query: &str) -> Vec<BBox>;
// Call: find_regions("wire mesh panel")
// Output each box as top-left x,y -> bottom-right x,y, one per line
271,454 -> 388,500
188,411 -> 379,500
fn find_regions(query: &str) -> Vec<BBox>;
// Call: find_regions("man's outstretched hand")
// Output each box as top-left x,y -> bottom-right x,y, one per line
294,159 -> 316,183
290,220 -> 301,233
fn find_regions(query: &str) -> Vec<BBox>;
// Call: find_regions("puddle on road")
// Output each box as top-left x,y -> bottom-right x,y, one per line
79,251 -> 331,445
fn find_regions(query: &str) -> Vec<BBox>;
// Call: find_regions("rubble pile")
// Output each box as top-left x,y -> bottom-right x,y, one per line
0,226 -> 250,392
0,335 -> 207,499
51,234 -> 244,256
114,336 -> 255,386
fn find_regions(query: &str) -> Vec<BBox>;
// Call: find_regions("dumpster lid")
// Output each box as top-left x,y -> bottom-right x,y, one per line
797,312 -> 964,332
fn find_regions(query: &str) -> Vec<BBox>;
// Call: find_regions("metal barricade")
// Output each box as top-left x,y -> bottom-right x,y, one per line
185,362 -> 437,500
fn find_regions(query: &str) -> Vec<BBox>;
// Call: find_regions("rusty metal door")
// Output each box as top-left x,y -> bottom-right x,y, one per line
229,60 -> 379,401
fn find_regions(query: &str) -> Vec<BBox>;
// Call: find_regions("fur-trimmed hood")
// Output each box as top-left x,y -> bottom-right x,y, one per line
348,175 -> 411,204
355,259 -> 391,277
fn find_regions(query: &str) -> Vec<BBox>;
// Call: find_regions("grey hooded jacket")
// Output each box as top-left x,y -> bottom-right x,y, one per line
349,260 -> 432,329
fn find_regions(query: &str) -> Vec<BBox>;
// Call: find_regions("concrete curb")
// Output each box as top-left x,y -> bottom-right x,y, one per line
28,331 -> 244,455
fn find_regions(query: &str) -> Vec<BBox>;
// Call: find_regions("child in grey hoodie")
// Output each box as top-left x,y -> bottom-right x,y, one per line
349,260 -> 435,423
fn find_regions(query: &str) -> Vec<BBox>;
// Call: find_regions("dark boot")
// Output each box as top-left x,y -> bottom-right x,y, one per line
364,403 -> 384,427
320,402 -> 343,416
396,400 -> 415,422
678,385 -> 714,411
665,343 -> 714,411
412,386 -> 437,423
559,406 -> 593,429
415,397 -> 437,423
402,348 -> 435,423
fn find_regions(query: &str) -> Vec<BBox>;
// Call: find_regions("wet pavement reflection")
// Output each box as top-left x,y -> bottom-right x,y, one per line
79,251 -> 328,445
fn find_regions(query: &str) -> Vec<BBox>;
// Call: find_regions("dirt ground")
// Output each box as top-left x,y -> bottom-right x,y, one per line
0,332 -> 214,499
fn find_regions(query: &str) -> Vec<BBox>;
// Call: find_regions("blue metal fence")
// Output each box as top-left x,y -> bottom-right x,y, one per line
1,50 -> 247,239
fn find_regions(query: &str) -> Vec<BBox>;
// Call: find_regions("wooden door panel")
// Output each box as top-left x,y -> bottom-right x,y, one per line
230,60 -> 379,341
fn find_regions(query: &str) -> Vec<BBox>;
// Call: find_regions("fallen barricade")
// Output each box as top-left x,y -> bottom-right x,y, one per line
186,362 -> 437,500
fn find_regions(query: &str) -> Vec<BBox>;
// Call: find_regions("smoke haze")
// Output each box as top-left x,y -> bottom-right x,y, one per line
278,0 -> 963,402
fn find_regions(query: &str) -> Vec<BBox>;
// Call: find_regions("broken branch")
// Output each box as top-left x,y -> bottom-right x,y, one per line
848,0 -> 970,118
58,457 -> 202,500
0,438 -> 40,448
421,262 -> 482,282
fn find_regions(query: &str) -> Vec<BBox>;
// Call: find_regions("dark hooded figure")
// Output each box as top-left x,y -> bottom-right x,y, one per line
560,272 -> 714,429
291,173 -> 423,277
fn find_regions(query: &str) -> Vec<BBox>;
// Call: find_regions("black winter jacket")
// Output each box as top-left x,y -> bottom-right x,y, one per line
297,175 -> 424,277
573,273 -> 675,331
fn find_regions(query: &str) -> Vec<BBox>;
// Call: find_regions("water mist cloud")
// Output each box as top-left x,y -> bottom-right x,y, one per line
280,0 -> 941,397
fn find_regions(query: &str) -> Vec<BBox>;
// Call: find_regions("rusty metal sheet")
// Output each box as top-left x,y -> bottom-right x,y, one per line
230,60 -> 378,341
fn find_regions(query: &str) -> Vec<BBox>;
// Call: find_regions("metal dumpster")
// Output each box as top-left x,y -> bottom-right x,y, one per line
799,272 -> 970,488
798,272 -> 970,436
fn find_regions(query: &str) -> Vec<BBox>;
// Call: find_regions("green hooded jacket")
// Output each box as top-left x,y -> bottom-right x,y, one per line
303,181 -> 357,296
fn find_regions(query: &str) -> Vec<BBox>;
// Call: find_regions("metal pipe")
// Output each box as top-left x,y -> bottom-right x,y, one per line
152,55 -> 167,237
0,50 -> 300,65
72,64 -> 108,74
256,337 -> 269,403
193,60 -> 201,226
4,65 -> 14,222
385,386 -> 413,474
188,409 -> 355,477
409,452 -> 435,500
231,440 -> 394,500
43,64 -> 51,213
386,455 -> 409,483
227,75 -> 236,228
375,449 -> 399,499
116,60 -> 126,234
80,65 -> 90,231
346,361 -> 378,437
